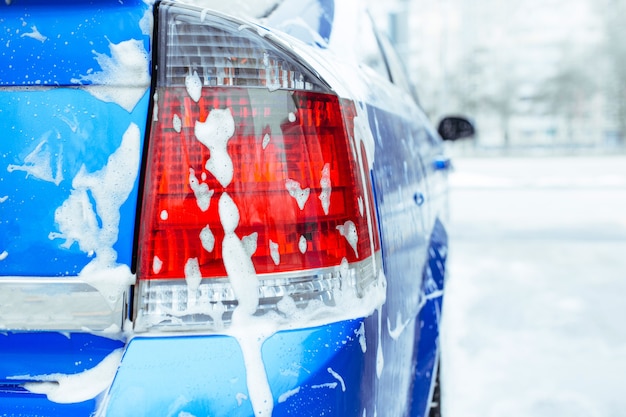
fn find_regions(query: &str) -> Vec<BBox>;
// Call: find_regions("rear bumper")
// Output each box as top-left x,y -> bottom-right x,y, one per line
104,319 -> 367,416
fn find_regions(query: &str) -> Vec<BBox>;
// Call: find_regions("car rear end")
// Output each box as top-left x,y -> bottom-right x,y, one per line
1,1 -> 449,416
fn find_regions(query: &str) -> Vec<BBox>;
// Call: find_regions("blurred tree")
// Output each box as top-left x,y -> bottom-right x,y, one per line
538,43 -> 599,143
597,0 -> 626,144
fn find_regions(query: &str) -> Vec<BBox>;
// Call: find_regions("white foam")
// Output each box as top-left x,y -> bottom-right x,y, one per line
49,123 -> 140,305
71,40 -> 150,112
285,179 -> 310,210
189,168 -> 214,212
139,7 -> 154,36
312,382 -> 338,390
219,193 -> 259,315
262,133 -> 271,149
184,258 -> 202,307
7,134 -> 63,185
337,220 -> 359,258
195,109 -> 236,188
387,312 -> 411,341
327,367 -> 346,392
278,386 -> 301,403
355,321 -> 367,353
242,232 -> 258,257
173,114 -> 182,133
200,225 -> 215,253
376,308 -> 384,378
269,240 -> 280,265
185,70 -> 202,102
228,319 -> 277,417
319,163 -> 332,215
19,348 -> 123,404
20,25 -> 47,42
152,92 -> 159,121
298,235 -> 307,254
152,256 -> 163,274
236,392 -> 248,406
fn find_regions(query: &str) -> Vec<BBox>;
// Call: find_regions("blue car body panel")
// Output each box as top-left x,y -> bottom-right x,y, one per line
0,332 -> 124,417
0,89 -> 150,276
106,320 -> 367,416
0,0 -> 151,276
0,0 -> 151,87
0,0 -> 451,416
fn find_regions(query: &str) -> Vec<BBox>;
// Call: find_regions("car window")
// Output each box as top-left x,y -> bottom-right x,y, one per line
327,3 -> 390,81
373,27 -> 424,106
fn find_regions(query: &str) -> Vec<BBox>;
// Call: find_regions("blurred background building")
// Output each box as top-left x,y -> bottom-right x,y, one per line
370,0 -> 626,153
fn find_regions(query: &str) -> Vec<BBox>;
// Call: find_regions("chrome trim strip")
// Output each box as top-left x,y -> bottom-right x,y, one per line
0,277 -> 127,332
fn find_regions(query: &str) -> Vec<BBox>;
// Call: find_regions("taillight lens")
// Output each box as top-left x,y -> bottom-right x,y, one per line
135,2 -> 380,331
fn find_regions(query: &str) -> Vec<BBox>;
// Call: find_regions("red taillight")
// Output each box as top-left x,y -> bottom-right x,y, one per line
134,2 -> 381,331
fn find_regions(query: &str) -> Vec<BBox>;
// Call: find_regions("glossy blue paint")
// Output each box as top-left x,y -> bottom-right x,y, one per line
0,332 -> 124,417
0,0 -> 151,87
105,320 -> 366,416
411,218 -> 448,417
356,102 -> 447,415
0,89 -> 150,276
0,0 -> 151,277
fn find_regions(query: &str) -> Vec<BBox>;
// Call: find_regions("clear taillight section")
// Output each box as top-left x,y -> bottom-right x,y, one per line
134,2 -> 380,331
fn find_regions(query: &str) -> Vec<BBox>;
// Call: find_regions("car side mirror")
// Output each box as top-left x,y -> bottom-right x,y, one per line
437,116 -> 475,141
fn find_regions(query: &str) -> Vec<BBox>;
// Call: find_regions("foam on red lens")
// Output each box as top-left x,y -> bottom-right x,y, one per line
138,87 -> 377,280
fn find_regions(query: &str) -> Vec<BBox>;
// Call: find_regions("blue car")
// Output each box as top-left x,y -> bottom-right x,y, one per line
0,0 -> 472,416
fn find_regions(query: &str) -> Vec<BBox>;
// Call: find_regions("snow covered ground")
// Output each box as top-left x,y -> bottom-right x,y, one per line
440,155 -> 626,417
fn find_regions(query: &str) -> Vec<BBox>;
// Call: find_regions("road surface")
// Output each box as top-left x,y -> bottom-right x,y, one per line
441,155 -> 626,417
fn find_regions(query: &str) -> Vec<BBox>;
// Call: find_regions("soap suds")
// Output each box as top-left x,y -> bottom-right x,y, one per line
236,392 -> 248,406
7,134 -> 63,185
173,114 -> 182,132
278,386 -> 300,403
200,225 -> 216,253
376,308 -> 384,378
336,220 -> 359,258
312,382 -> 338,390
262,133 -> 271,149
269,240 -> 280,265
220,193 -> 259,316
49,123 -> 140,305
152,256 -> 163,274
71,40 -> 150,112
298,235 -> 307,254
18,348 -> 123,404
20,25 -> 47,42
229,320 -> 277,417
185,257 -> 202,307
189,168 -> 214,212
327,367 -> 346,392
195,108 -> 236,187
285,179 -> 310,210
242,232 -> 259,257
319,163 -> 332,215
388,311 -> 412,340
185,70 -> 202,103
355,321 -> 367,353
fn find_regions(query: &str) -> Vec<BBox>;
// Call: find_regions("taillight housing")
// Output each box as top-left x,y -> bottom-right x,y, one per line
134,2 -> 380,331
